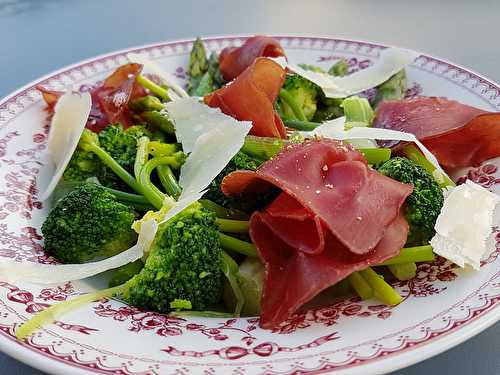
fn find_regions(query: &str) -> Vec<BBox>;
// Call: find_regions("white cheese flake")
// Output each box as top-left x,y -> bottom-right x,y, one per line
284,48 -> 419,98
127,52 -> 189,99
39,92 -> 92,201
430,180 -> 499,270
166,98 -> 252,200
0,219 -> 157,284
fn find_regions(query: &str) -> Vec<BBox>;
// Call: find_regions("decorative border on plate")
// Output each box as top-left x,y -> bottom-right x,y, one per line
0,35 -> 499,375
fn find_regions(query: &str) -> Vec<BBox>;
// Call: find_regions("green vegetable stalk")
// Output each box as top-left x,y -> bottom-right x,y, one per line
388,263 -> 417,281
360,267 -> 403,305
136,75 -> 170,102
378,245 -> 435,266
16,285 -> 126,340
216,218 -> 250,233
348,272 -> 374,300
218,233 -> 258,257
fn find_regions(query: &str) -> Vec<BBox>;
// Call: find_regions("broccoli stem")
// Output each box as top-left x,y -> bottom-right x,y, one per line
129,95 -> 165,113
216,218 -> 250,233
283,119 -> 321,131
136,75 -> 170,102
347,272 -> 374,300
140,111 -> 176,135
279,88 -> 307,121
358,148 -> 392,165
220,251 -> 244,317
16,284 -> 126,340
139,157 -> 178,209
218,233 -> 258,257
378,245 -> 435,266
157,165 -> 182,198
104,186 -> 154,209
402,145 -> 455,188
171,310 -> 235,318
199,199 -> 250,220
359,267 -> 402,305
388,262 -> 417,281
242,135 -> 286,160
134,136 -> 150,179
85,143 -> 143,194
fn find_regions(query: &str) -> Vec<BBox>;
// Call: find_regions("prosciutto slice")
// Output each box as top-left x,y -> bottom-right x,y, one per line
373,97 -> 500,168
205,58 -> 286,138
222,139 -> 412,254
37,63 -> 145,132
263,193 -> 325,255
223,139 -> 412,328
251,211 -> 409,329
219,35 -> 286,81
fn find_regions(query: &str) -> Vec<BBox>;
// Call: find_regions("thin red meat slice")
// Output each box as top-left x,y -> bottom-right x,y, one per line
219,36 -> 286,81
373,97 -> 500,168
266,192 -> 310,220
262,193 -> 325,254
205,58 -> 286,138
251,212 -> 408,329
222,139 -> 413,254
37,86 -> 63,110
37,63 -> 145,132
373,97 -> 486,148
421,113 -> 500,168
93,63 -> 144,130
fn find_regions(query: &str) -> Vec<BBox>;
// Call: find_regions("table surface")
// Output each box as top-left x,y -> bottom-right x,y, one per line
1,0 -> 499,374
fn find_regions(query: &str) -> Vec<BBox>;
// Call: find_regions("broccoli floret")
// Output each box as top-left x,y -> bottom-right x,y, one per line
122,202 -> 223,312
64,124 -> 150,190
377,157 -> 444,246
204,151 -> 263,209
277,74 -> 319,121
42,183 -> 137,264
99,124 -> 151,172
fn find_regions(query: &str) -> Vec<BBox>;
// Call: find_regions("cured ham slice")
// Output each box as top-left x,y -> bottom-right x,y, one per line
251,212 -> 409,328
222,139 -> 412,328
205,58 -> 286,138
373,97 -> 500,168
419,113 -> 500,169
263,193 -> 325,255
219,35 -> 286,81
37,63 -> 145,132
222,139 -> 412,254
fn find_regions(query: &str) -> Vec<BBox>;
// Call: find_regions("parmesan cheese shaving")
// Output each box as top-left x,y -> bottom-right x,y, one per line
165,98 -> 239,153
285,48 -> 419,98
39,92 -> 92,201
430,180 -> 499,270
127,52 -> 189,99
166,98 -> 252,200
0,219 -> 157,284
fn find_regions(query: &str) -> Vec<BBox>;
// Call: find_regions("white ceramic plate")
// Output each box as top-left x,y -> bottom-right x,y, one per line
0,36 -> 499,375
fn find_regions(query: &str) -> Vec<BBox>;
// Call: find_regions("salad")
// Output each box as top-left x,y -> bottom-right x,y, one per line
5,35 -> 499,338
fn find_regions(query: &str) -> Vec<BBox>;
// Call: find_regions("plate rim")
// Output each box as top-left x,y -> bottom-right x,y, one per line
0,34 -> 498,375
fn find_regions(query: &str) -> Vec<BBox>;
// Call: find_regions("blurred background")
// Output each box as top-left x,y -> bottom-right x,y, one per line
1,0 -> 499,374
